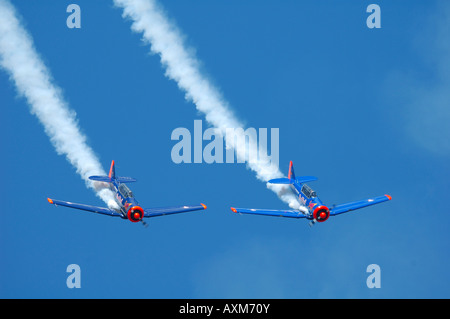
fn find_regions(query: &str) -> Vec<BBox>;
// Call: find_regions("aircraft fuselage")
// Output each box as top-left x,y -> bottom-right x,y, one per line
290,181 -> 330,222
109,179 -> 144,222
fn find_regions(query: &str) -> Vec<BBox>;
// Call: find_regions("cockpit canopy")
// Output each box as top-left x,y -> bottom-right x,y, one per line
119,183 -> 134,198
301,184 -> 317,198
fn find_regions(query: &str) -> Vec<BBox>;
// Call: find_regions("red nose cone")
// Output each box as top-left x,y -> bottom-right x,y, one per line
134,212 -> 141,220
320,212 -> 326,219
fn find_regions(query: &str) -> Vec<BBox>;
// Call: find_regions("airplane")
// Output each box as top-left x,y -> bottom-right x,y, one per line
47,160 -> 207,226
230,161 -> 391,226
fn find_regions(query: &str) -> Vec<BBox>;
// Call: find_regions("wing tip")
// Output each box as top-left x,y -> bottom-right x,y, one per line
385,194 -> 392,200
201,203 -> 207,210
230,207 -> 237,213
47,198 -> 53,204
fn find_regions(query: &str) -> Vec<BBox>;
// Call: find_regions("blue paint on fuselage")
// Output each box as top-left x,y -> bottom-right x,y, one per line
109,179 -> 140,219
289,181 -> 325,219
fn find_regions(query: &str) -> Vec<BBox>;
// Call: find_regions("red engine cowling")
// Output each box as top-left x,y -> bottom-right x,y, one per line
313,205 -> 330,222
127,206 -> 144,222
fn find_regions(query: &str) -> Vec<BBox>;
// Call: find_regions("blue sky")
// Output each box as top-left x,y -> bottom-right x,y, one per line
1,0 -> 449,298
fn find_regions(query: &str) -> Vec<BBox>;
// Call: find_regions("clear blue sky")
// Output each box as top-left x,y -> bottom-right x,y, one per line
1,0 -> 449,298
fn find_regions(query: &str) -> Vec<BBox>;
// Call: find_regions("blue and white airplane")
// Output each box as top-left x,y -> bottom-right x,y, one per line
47,161 -> 207,226
231,161 -> 391,226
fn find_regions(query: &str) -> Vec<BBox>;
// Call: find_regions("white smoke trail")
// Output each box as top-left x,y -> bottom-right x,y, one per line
114,0 -> 305,211
0,0 -> 118,209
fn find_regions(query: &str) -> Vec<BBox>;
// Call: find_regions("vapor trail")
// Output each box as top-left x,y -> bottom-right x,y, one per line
0,0 -> 117,208
114,0 -> 305,210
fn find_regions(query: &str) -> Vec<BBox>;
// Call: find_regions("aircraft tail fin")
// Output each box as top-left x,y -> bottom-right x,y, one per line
268,162 -> 296,184
88,160 -> 137,183
108,160 -> 116,179
288,161 -> 296,180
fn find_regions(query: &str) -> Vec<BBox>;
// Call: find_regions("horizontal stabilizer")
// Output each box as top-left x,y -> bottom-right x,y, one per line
88,175 -> 137,183
116,176 -> 137,183
268,176 -> 317,185
268,178 -> 294,184
89,175 -> 112,183
296,176 -> 318,183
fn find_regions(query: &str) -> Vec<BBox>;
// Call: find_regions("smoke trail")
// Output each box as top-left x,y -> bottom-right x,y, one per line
0,0 -> 118,209
114,0 -> 305,211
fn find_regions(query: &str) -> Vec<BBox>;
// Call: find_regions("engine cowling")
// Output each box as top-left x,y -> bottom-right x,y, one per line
127,206 -> 144,222
313,205 -> 330,222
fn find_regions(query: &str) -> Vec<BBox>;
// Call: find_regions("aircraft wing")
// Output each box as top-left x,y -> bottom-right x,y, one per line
143,203 -> 207,218
47,198 -> 122,217
329,194 -> 392,216
231,207 -> 307,219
